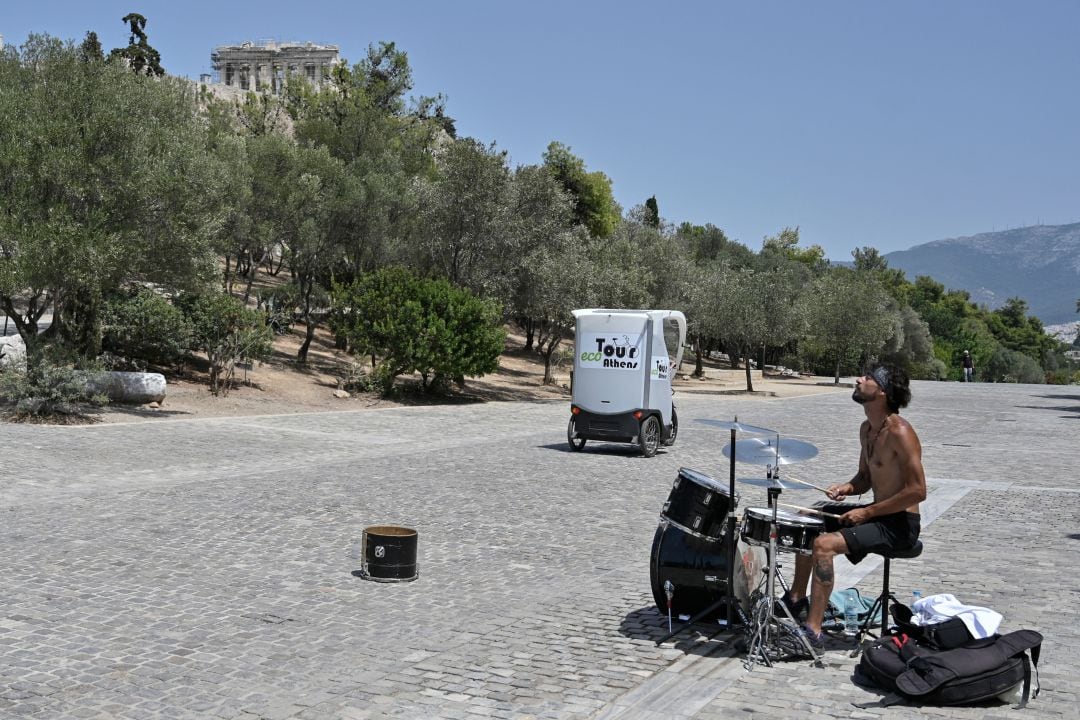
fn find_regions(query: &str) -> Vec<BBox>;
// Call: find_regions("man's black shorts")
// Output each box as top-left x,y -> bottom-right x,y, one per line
813,502 -> 920,565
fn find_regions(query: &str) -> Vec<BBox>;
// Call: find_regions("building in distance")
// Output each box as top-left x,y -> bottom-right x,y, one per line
210,40 -> 339,94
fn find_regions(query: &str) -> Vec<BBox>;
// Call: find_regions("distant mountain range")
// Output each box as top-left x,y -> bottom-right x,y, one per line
880,223 -> 1080,326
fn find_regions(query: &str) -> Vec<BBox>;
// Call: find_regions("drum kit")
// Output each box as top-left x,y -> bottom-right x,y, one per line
649,417 -> 832,667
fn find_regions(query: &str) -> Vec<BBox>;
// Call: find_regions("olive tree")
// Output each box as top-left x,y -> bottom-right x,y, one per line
0,35 -> 226,362
414,138 -> 515,300
804,268 -> 895,383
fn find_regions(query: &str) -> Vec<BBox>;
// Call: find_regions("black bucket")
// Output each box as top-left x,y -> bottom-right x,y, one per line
359,525 -> 418,582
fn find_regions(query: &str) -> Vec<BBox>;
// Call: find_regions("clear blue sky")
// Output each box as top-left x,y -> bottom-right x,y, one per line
5,1 -> 1079,260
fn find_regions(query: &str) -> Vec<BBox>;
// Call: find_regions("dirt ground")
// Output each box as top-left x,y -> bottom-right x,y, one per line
94,325 -> 846,424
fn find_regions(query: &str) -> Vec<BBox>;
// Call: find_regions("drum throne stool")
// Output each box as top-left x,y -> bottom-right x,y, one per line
852,540 -> 923,650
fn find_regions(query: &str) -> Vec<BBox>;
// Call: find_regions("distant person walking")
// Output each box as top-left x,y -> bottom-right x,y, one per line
961,350 -> 975,382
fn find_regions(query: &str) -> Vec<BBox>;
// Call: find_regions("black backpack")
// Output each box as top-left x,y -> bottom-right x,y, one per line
854,629 -> 1042,708
889,601 -> 974,650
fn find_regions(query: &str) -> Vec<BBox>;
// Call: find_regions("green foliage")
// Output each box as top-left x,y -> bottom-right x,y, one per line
851,247 -> 911,304
239,134 -> 350,362
101,288 -> 193,370
804,268 -> 895,382
337,362 -> 382,394
914,357 -> 949,380
108,13 -> 164,76
3,28 -> 1070,393
986,297 -> 1058,363
0,35 -> 226,359
179,294 -> 273,396
503,164 -> 583,381
983,346 -> 1045,384
79,32 -> 104,63
761,227 -> 827,273
542,142 -> 620,238
330,268 -> 505,394
676,223 -> 755,266
644,196 -> 660,228
0,351 -> 108,418
255,285 -> 299,335
416,138 -> 513,299
878,304 -> 939,378
687,261 -> 807,390
236,91 -> 290,137
852,247 -> 889,273
287,42 -> 439,175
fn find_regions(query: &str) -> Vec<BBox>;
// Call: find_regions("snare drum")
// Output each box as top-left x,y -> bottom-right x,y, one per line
660,467 -> 738,542
740,507 -> 825,555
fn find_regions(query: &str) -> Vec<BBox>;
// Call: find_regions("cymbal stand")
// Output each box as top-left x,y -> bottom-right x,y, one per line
726,425 -> 738,628
742,476 -> 821,669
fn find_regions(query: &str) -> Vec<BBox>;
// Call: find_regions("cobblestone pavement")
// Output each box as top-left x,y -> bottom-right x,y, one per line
1,381 -> 1077,719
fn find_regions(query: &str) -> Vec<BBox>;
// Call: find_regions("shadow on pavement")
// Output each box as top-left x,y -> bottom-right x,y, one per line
1014,403 -> 1080,417
537,442 -> 673,457
618,605 -> 742,658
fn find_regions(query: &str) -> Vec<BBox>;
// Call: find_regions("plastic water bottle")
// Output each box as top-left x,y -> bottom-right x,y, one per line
844,594 -> 859,637
912,590 -> 922,605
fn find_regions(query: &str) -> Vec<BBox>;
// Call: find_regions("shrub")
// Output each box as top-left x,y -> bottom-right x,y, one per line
910,357 -> 948,381
331,268 -> 505,394
337,362 -> 381,394
255,285 -> 298,335
983,346 -> 1044,384
178,293 -> 273,396
101,288 -> 193,370
0,350 -> 108,419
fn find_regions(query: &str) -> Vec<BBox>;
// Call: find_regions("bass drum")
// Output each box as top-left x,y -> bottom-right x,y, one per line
649,520 -> 764,620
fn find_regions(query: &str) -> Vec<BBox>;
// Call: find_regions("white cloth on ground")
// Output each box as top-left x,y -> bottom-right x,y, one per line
910,592 -> 1003,639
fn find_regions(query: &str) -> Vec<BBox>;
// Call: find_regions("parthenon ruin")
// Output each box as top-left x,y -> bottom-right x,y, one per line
210,41 -> 339,94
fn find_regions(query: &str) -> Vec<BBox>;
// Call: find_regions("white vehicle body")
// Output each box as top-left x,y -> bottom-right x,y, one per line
568,309 -> 687,456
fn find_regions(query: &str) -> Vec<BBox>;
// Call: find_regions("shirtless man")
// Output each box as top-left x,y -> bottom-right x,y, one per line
782,363 -> 927,648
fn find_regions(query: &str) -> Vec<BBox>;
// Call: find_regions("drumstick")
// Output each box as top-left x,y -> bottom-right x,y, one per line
783,475 -> 831,494
779,502 -> 845,520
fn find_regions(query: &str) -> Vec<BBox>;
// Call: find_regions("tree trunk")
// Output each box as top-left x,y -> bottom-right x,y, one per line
540,335 -> 562,385
242,248 -> 269,305
295,274 -> 317,364
743,347 -> 754,392
1,296 -> 42,350
60,287 -> 102,361
268,251 -> 285,276
242,270 -> 256,306
297,319 -> 315,364
692,334 -> 704,378
223,255 -> 233,293
522,317 -> 535,351
834,357 -> 841,385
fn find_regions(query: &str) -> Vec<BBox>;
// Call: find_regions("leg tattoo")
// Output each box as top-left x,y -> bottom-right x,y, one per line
814,558 -> 834,584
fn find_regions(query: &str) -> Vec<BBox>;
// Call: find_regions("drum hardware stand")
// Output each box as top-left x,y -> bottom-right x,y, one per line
726,424 -> 738,629
742,480 -> 822,669
654,582 -> 751,645
664,580 -> 674,633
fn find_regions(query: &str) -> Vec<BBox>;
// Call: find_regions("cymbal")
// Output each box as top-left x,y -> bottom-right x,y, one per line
738,479 -> 812,490
694,418 -> 777,435
723,437 -> 819,465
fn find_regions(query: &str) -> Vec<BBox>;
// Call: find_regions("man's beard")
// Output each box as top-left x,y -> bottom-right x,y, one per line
852,389 -> 870,405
